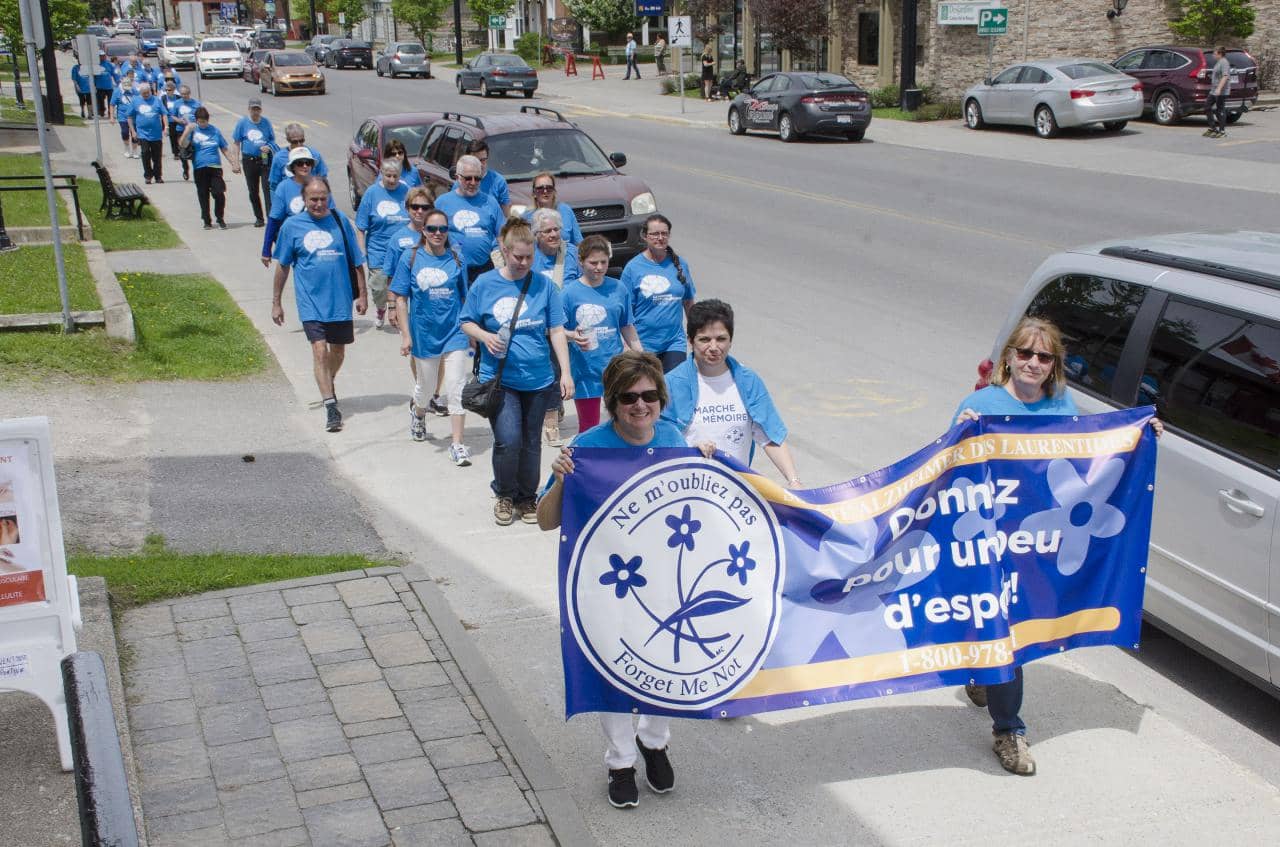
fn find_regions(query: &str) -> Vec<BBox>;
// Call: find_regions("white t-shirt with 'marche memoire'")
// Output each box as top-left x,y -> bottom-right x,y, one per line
684,370 -> 767,465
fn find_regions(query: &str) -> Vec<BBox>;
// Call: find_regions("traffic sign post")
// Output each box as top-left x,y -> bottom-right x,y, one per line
977,7 -> 1007,83
489,15 -> 505,28
669,15 -> 692,116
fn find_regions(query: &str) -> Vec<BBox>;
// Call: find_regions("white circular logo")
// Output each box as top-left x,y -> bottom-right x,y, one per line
376,200 -> 402,218
192,131 -> 210,145
566,458 -> 785,710
452,209 -> 480,230
575,303 -> 607,329
416,267 -> 449,290
492,296 -> 529,326
639,274 -> 671,298
137,103 -> 153,115
302,229 -> 334,253
289,196 -> 304,214
246,128 -> 263,143
179,105 -> 194,117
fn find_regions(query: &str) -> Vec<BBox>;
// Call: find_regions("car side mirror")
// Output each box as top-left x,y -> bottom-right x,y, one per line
609,152 -> 627,167
463,61 -> 471,69
448,165 -> 457,180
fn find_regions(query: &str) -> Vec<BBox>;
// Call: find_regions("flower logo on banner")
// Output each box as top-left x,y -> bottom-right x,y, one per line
1020,458 -> 1126,576
567,459 -> 784,709
951,476 -> 1008,543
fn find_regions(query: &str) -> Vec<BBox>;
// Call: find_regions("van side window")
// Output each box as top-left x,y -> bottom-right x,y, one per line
1143,299 -> 1280,472
1025,275 -> 1144,399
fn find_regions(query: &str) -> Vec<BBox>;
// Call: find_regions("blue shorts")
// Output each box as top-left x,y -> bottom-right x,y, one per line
302,320 -> 354,345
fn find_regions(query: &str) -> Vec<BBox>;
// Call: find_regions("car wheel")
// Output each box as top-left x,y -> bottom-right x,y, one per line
377,64 -> 383,77
349,176 -> 359,211
523,89 -> 533,99
1034,105 -> 1060,138
1102,120 -> 1127,132
964,98 -> 985,130
271,80 -> 278,97
846,128 -> 865,142
1153,91 -> 1180,125
480,80 -> 490,98
728,107 -> 745,135
778,112 -> 797,142
457,76 -> 465,94
1226,111 -> 1242,124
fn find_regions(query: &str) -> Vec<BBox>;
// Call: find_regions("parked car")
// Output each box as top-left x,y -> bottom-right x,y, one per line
252,29 -> 286,51
325,39 -> 373,69
964,58 -> 1144,138
376,41 -> 430,78
413,107 -> 654,266
231,26 -> 255,52
456,52 -> 537,97
86,24 -> 110,39
242,48 -> 272,84
1113,46 -> 1259,126
137,27 -> 163,56
726,70 -> 871,142
347,112 -> 448,207
306,34 -> 338,64
983,230 -> 1280,697
197,38 -> 244,78
159,34 -> 196,69
259,50 -> 325,97
113,20 -> 134,36
100,39 -> 136,62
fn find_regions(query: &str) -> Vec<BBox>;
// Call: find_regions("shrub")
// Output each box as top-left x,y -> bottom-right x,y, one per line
660,73 -> 700,94
869,84 -> 900,109
513,32 -> 542,65
912,100 -> 963,121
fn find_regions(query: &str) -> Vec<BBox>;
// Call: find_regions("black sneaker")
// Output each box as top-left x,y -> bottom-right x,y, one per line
254,218 -> 265,228
203,222 -> 213,230
325,403 -> 343,432
427,395 -> 449,416
636,737 -> 674,793
217,220 -> 227,230
607,768 -> 639,809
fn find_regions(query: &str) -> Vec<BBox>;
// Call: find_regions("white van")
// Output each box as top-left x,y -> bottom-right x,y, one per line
197,38 -> 244,78
159,34 -> 197,70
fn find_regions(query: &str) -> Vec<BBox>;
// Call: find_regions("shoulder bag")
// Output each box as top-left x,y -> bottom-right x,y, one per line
461,272 -> 533,420
331,209 -> 361,300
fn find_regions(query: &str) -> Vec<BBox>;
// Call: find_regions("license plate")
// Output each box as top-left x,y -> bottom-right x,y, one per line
837,114 -> 852,124
513,82 -> 523,87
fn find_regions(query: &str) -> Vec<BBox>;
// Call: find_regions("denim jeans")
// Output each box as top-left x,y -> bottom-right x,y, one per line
490,384 -> 555,502
987,665 -> 1025,735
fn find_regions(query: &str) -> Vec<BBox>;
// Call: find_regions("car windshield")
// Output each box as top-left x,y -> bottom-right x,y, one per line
388,124 -> 431,154
345,41 -> 372,49
491,55 -> 528,68
274,52 -> 313,66
104,42 -> 133,57
488,130 -> 614,182
202,40 -> 236,51
396,45 -> 425,54
793,72 -> 856,88
141,29 -> 163,39
166,37 -> 194,46
1057,61 -> 1119,80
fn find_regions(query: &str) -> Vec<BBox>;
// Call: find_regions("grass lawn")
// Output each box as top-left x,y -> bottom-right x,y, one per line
70,535 -> 394,608
0,96 -> 86,127
0,152 -> 71,225
0,271 -> 269,381
0,243 -> 100,313
872,104 -> 962,122
77,177 -> 183,251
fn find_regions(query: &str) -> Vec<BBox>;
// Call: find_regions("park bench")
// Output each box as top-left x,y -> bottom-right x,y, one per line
91,160 -> 149,219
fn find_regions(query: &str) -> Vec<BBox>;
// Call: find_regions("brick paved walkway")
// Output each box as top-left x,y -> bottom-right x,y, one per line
120,567 -> 558,847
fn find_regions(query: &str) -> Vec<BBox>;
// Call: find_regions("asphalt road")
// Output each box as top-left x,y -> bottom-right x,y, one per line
156,64 -> 1280,843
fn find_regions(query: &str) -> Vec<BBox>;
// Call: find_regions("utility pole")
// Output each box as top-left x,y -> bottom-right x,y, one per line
39,0 -> 66,124
900,0 -> 917,106
453,0 -> 463,66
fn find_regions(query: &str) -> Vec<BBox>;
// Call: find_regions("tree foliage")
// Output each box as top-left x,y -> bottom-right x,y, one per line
468,0 -> 514,26
681,0 -> 731,42
391,0 -> 448,46
0,0 -> 91,54
324,0 -> 368,34
565,0 -> 637,36
1169,0 -> 1256,43
747,0 -> 831,56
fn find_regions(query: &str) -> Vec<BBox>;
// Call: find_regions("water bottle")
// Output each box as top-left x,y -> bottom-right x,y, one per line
495,325 -> 511,359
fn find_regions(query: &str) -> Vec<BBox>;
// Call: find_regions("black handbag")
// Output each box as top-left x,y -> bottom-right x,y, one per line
331,210 -> 360,300
461,272 -> 533,420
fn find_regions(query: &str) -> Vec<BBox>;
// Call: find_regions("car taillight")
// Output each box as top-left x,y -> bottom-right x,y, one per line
1131,82 -> 1142,91
1069,89 -> 1096,99
393,53 -> 401,61
492,68 -> 507,76
1189,52 -> 1207,79
800,93 -> 865,104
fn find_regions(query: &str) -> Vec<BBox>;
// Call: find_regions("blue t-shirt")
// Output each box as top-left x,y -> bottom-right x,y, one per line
168,97 -> 200,128
274,211 -> 365,324
532,245 -> 581,285
389,246 -> 469,359
94,61 -> 115,90
270,178 -> 334,221
355,182 -> 411,270
522,202 -> 582,246
381,224 -> 422,276
110,86 -> 138,122
435,191 -> 503,268
269,148 -> 328,194
952,384 -> 1079,421
232,116 -> 275,157
452,170 -> 510,207
398,165 -> 421,189
128,95 -> 166,141
621,252 -> 696,354
459,270 -> 565,392
574,419 -> 687,449
188,125 -> 228,169
562,277 -> 632,399
71,65 -> 91,94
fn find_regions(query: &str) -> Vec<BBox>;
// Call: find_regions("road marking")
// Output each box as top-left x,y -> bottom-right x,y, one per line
638,158 -> 1062,250
209,102 -> 238,118
312,119 -> 329,127
1215,136 -> 1280,147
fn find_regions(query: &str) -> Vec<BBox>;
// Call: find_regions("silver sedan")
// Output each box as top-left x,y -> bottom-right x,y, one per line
963,59 -> 1144,138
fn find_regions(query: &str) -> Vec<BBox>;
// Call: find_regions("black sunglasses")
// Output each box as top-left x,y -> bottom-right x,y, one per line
617,389 -> 660,405
1013,346 -> 1056,365
424,225 -> 448,234
408,203 -> 432,211
458,174 -> 481,182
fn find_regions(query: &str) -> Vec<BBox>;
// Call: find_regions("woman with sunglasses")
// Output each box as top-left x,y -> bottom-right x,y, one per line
621,214 -> 695,373
391,209 -> 472,467
531,207 -> 583,447
260,147 -> 332,266
536,351 -> 713,809
356,159 -> 411,328
522,171 -> 582,246
382,138 -> 422,188
460,217 -> 574,527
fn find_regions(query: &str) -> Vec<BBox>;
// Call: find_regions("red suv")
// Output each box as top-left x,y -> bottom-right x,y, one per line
1113,46 -> 1258,126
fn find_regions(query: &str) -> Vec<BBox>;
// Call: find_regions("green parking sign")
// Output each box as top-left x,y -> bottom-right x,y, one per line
977,7 -> 1008,35
489,15 -> 506,28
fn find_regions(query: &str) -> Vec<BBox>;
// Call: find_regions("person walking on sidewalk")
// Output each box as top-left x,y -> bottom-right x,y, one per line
451,140 -> 510,216
110,72 -> 140,159
624,32 -> 640,80
654,35 -> 668,77
1205,46 -> 1232,138
356,159 -> 411,328
232,98 -> 277,228
93,51 -> 114,118
70,58 -> 93,119
621,214 -> 695,373
436,154 -> 503,285
179,107 -> 241,230
382,138 -> 421,189
522,171 -> 582,247
159,78 -> 181,158
167,85 -> 201,182
128,82 -> 167,184
261,147 -> 334,264
532,206 -> 581,447
272,177 -> 368,434
269,123 -> 329,195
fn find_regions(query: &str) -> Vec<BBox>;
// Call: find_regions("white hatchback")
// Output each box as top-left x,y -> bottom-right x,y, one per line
197,38 -> 244,78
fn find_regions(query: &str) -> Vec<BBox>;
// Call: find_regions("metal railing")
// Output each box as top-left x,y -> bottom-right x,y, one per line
0,173 -> 84,240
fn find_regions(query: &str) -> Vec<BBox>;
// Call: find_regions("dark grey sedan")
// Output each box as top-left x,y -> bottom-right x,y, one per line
456,52 -> 537,98
727,71 -> 871,142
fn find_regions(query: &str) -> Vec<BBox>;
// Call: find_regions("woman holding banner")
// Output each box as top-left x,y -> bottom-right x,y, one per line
953,315 -> 1161,776
537,351 -> 713,809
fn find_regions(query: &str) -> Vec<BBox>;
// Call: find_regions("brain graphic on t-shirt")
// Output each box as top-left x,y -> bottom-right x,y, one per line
575,303 -> 607,329
416,267 -> 449,291
452,209 -> 480,230
192,131 -> 210,146
376,200 -> 401,218
639,274 -> 671,298
136,103 -> 153,115
302,230 -> 334,253
289,196 -> 305,214
246,129 -> 263,143
492,296 -> 530,326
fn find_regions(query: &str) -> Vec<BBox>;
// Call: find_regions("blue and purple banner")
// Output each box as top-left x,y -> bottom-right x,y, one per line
557,407 -> 1156,718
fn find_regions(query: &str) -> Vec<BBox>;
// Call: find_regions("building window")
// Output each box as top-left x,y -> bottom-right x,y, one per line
858,11 -> 879,66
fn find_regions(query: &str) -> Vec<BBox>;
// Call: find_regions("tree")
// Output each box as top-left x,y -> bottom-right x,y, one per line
391,0 -> 448,46
681,0 -> 731,43
747,0 -> 832,57
468,0 -> 513,26
1169,0 -> 1256,43
324,0 -> 368,35
0,0 -> 90,54
565,0 -> 637,37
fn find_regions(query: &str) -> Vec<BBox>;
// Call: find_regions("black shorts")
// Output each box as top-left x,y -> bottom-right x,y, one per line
77,91 -> 93,107
302,320 -> 354,345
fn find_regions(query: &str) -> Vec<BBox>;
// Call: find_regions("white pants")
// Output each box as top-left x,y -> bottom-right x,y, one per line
412,349 -> 468,415
600,713 -> 671,770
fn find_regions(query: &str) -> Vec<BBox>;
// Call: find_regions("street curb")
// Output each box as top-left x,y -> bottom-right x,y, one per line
406,566 -> 596,847
83,239 -> 136,344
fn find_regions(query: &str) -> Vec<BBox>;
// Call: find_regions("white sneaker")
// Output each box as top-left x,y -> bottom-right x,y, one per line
449,443 -> 472,467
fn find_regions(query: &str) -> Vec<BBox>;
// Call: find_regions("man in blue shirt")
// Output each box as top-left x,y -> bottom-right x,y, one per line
268,122 -> 329,194
110,73 -> 140,159
435,154 -> 503,284
128,82 -> 167,184
272,177 -> 368,433
70,59 -> 93,119
231,97 -> 276,228
450,139 -> 510,216
93,52 -> 115,118
624,32 -> 640,80
167,84 -> 200,181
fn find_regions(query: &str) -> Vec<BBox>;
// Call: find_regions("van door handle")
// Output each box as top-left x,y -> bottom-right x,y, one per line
1218,489 -> 1265,518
